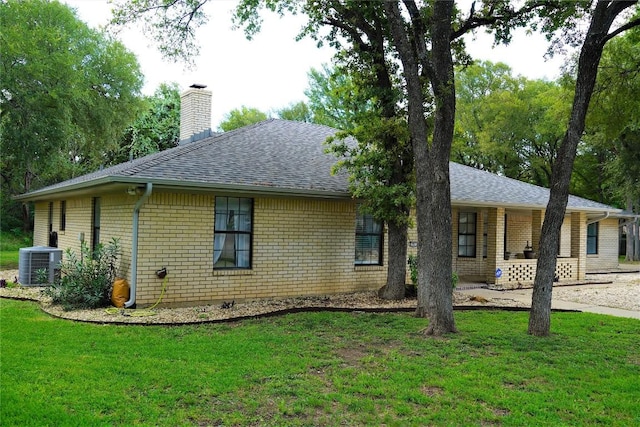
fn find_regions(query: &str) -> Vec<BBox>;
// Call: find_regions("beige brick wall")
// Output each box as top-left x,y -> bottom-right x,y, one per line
505,212 -> 532,255
33,202 -> 49,246
35,196 -> 135,279
452,207 -> 485,278
57,198 -> 88,254
560,216 -> 572,258
35,191 -> 387,306
586,218 -> 619,271
33,192 -> 620,303
179,88 -> 212,141
100,195 -> 134,278
133,193 -> 386,306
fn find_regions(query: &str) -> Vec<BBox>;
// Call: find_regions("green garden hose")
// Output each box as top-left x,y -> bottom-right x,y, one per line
105,275 -> 168,317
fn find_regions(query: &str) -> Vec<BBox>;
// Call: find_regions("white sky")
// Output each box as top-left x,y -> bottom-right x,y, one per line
63,0 -> 569,129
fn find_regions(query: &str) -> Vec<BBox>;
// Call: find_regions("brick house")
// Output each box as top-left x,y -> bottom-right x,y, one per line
16,86 -> 627,306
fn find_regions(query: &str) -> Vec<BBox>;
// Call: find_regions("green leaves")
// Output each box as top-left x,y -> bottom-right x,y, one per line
109,0 -> 210,65
43,238 -> 121,311
453,61 -> 570,188
107,82 -> 181,164
1,0 -> 144,228
219,106 -> 268,131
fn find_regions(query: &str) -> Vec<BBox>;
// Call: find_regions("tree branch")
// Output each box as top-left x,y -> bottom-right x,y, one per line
604,16 -> 640,43
451,0 -> 554,41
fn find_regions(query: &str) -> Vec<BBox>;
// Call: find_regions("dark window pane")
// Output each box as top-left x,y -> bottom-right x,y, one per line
214,197 -> 253,269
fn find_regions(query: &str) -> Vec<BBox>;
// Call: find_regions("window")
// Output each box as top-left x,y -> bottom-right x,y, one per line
214,197 -> 253,269
458,212 -> 477,257
355,210 -> 383,265
482,212 -> 488,258
60,201 -> 66,231
92,197 -> 101,254
587,222 -> 598,255
48,202 -> 54,233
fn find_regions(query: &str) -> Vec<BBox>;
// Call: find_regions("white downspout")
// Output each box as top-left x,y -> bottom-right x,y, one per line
587,211 -> 610,225
125,183 -> 153,308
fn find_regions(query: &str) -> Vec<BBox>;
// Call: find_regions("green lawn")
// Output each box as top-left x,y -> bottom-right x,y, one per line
0,230 -> 32,270
1,299 -> 639,426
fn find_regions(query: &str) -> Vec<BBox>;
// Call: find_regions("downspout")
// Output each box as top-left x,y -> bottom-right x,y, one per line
586,211 -> 610,225
125,183 -> 153,308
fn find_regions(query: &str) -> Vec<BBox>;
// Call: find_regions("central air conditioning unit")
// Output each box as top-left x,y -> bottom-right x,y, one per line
18,246 -> 63,286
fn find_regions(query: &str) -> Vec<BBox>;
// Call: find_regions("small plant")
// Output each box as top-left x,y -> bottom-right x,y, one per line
407,254 -> 418,286
452,271 -> 459,288
407,254 -> 459,289
35,268 -> 50,285
43,238 -> 120,311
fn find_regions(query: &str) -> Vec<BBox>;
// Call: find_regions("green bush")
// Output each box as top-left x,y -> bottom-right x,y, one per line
43,238 -> 120,310
407,254 -> 458,289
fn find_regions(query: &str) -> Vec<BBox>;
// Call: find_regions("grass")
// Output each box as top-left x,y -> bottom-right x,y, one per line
619,255 -> 640,265
0,230 -> 32,270
1,300 -> 639,426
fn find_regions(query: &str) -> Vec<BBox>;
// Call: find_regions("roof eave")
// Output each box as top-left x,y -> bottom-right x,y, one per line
452,199 -> 621,214
14,177 -> 352,202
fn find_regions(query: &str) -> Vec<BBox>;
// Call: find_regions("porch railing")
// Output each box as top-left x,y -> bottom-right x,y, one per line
496,258 -> 579,284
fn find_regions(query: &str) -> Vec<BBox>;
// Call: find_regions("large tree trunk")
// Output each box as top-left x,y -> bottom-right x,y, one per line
420,1 -> 456,335
379,220 -> 408,299
626,197 -> 635,261
529,1 -> 635,336
384,0 -> 456,335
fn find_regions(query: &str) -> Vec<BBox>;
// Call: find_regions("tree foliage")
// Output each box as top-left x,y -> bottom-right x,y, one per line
238,2 -> 416,301
109,0 -> 210,66
454,61 -> 572,188
0,0 -> 144,231
276,101 -> 313,123
218,106 -> 268,132
585,28 -> 640,207
303,65 -> 371,129
107,82 -> 181,165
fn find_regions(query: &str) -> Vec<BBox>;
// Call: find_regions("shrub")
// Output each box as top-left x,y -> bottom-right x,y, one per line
43,238 -> 120,310
407,254 -> 458,289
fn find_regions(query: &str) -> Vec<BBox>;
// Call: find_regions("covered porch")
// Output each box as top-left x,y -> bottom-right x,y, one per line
453,207 -> 587,286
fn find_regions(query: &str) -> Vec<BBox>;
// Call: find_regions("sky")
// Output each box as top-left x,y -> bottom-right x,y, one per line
64,0 -> 570,129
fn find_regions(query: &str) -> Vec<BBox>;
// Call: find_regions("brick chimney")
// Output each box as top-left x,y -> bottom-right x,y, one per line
179,84 -> 212,144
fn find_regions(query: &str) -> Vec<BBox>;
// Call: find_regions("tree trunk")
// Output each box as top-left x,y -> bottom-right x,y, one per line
627,220 -> 640,261
21,170 -> 33,232
21,203 -> 31,233
384,0 -> 457,335
528,1 -> 634,336
626,197 -> 634,261
420,1 -> 456,335
379,220 -> 408,299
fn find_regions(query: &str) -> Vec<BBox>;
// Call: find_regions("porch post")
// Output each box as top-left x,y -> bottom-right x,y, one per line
531,210 -> 544,253
570,211 -> 587,279
485,207 -> 505,284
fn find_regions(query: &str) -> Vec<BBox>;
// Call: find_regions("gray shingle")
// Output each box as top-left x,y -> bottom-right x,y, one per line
18,119 -> 619,213
450,162 -> 615,211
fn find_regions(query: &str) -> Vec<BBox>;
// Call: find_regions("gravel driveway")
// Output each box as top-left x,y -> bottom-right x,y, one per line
552,271 -> 640,311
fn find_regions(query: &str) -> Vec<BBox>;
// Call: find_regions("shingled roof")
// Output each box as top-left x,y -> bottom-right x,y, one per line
17,119 -> 618,214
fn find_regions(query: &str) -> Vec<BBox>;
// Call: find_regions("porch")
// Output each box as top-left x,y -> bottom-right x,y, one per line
452,207 -> 588,286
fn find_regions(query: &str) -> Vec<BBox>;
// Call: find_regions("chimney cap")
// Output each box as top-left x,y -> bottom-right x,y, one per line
189,83 -> 207,89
